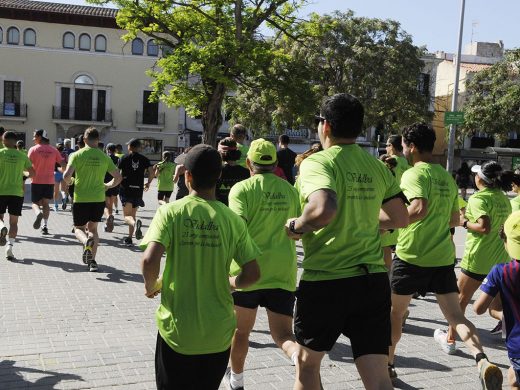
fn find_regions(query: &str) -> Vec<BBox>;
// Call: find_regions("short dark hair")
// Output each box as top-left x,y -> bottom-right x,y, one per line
320,93 -> 364,139
107,143 -> 116,153
116,144 -> 123,151
0,127 -> 5,136
3,131 -> 17,141
480,161 -> 515,191
218,137 -> 241,162
84,127 -> 99,140
279,134 -> 290,145
184,144 -> 222,190
230,124 -> 247,137
402,123 -> 436,153
387,135 -> 403,152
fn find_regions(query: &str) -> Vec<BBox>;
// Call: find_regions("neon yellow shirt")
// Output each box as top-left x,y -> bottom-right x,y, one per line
511,196 -> 520,213
0,148 -> 32,197
237,143 -> 249,168
156,161 -> 176,192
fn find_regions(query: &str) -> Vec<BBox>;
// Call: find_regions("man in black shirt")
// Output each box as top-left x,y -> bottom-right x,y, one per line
104,143 -> 120,232
276,135 -> 297,185
216,137 -> 250,205
118,138 -> 154,246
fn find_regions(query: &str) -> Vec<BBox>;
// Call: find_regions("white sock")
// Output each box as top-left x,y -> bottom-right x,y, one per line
291,351 -> 298,366
8,238 -> 14,246
60,191 -> 66,199
230,370 -> 244,388
43,219 -> 48,227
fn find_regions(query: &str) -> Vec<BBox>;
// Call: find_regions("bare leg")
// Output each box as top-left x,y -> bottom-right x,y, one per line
389,293 -> 413,365
509,367 -> 520,390
41,198 -> 50,221
123,203 -> 137,237
230,306 -> 257,374
75,223 -> 99,259
447,273 -> 481,341
267,309 -> 298,361
293,346 -> 325,390
489,295 -> 503,321
355,354 -> 394,390
8,215 -> 18,239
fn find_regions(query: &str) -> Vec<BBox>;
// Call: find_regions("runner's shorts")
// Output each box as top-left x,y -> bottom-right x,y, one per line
54,171 -> 63,183
120,194 -> 144,208
391,257 -> 459,296
157,191 -> 173,201
294,272 -> 391,359
232,288 -> 295,317
0,196 -> 24,216
461,268 -> 487,282
72,202 -> 105,226
105,186 -> 120,197
31,184 -> 54,203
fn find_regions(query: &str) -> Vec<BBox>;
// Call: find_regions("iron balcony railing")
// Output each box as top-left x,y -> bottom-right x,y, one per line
52,106 -> 112,122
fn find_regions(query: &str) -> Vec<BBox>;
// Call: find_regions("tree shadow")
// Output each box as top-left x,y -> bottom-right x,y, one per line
0,360 -> 83,389
249,341 -> 278,349
16,235 -> 78,246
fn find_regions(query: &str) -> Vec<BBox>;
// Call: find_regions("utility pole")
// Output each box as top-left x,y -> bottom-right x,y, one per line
446,0 -> 466,173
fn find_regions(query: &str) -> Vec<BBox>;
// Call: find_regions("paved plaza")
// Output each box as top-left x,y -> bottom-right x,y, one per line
0,184 -> 513,389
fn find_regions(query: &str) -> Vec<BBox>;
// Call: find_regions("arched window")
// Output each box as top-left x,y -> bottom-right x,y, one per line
74,75 -> 94,85
147,39 -> 158,56
94,35 -> 106,52
79,33 -> 91,51
63,32 -> 75,49
23,28 -> 36,46
131,38 -> 144,55
7,27 -> 19,45
0,27 -> 3,44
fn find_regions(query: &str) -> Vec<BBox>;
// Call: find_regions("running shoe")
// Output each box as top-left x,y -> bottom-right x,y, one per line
82,238 -> 94,264
135,219 -> 143,240
433,329 -> 457,355
33,212 -> 43,229
53,203 -> 59,212
105,215 -> 115,233
61,198 -> 67,210
41,226 -> 49,235
224,367 -> 244,390
490,320 -> 502,335
0,226 -> 8,246
87,259 -> 98,272
115,208 -> 119,215
123,237 -> 133,247
479,359 -> 503,390
388,364 -> 397,380
6,245 -> 15,261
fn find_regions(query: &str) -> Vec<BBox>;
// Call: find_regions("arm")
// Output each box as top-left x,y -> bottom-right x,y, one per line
474,291 -> 495,315
449,211 -> 460,228
105,169 -> 123,190
173,165 -> 183,184
63,165 -> 75,185
229,260 -> 260,289
462,215 -> 491,234
140,241 -> 164,298
379,197 -> 409,230
407,198 -> 428,224
25,167 -> 36,179
144,166 -> 155,191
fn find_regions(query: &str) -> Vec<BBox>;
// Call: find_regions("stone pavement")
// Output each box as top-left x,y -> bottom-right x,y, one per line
0,183 -> 512,389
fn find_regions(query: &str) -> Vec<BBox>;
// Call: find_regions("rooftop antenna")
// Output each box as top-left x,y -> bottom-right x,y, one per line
471,20 -> 479,43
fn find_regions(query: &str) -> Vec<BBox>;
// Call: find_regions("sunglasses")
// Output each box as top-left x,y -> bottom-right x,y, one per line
314,115 -> 326,127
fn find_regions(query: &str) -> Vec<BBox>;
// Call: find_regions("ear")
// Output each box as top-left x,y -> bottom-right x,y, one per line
322,120 -> 332,138
185,170 -> 193,190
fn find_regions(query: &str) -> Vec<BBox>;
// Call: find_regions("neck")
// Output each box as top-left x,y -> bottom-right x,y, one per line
391,151 -> 404,158
412,152 -> 433,165
323,136 -> 356,149
280,144 -> 288,149
190,188 -> 216,200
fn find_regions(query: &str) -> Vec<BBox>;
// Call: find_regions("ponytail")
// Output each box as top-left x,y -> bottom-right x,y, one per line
496,170 -> 515,192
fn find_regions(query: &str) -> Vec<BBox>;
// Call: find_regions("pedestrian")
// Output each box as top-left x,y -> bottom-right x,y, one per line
388,123 -> 503,388
63,127 -> 122,272
277,134 -> 297,185
118,138 -> 154,246
0,131 -> 35,260
63,139 -> 74,156
456,162 -> 472,200
154,151 -> 176,205
230,124 -> 249,169
173,148 -> 191,201
104,143 -> 120,232
474,210 -> 520,390
385,135 -> 410,183
28,129 -> 65,235
216,137 -> 250,206
286,93 -> 408,390
53,143 -> 68,211
139,144 -> 261,390
225,138 -> 300,390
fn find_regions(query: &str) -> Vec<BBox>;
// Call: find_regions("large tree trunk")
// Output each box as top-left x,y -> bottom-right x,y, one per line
201,83 -> 227,147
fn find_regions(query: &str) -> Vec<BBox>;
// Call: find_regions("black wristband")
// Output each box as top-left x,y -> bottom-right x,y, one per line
289,220 -> 304,235
475,352 -> 487,364
463,220 -> 469,229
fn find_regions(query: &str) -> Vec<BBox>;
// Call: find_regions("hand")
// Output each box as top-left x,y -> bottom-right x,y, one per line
145,277 -> 162,298
459,214 -> 466,227
104,183 -> 112,191
144,182 -> 151,192
285,218 -> 303,241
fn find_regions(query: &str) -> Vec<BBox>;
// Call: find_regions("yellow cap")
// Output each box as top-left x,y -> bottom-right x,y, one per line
504,211 -> 520,259
247,138 -> 277,165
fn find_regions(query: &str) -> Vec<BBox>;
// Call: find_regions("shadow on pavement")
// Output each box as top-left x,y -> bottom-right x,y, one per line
16,235 -> 78,246
392,378 -> 424,389
249,341 -> 277,349
0,360 -> 83,389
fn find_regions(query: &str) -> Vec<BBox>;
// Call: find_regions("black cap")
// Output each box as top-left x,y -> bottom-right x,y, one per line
34,129 -> 49,140
184,144 -> 222,176
126,138 -> 141,148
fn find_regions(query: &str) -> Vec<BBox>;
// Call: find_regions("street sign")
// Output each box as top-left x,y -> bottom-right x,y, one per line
444,111 -> 465,125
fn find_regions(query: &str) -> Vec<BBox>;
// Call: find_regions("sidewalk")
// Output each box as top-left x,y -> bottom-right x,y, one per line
0,183 -> 512,389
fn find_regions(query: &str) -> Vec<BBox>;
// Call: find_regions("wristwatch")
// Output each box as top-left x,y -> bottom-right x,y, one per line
289,220 -> 304,235
463,220 -> 469,229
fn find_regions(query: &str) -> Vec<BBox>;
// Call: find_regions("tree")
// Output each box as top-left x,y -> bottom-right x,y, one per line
229,11 -> 432,136
463,49 -> 520,141
89,0 -> 306,146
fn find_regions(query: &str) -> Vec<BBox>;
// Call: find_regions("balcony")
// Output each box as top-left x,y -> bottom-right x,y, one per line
52,106 -> 112,126
136,111 -> 165,130
0,102 -> 27,121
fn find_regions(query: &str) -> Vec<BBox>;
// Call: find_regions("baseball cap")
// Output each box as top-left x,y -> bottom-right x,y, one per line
126,138 -> 141,148
247,138 -> 277,165
34,129 -> 49,140
504,211 -> 520,259
184,144 -> 222,176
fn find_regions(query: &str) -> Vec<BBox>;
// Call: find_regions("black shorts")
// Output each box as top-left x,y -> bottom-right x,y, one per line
31,184 -> 53,203
391,257 -> 459,296
105,186 -> 120,197
0,196 -> 24,216
120,194 -> 144,208
72,202 -> 105,226
232,288 -> 295,317
461,268 -> 487,282
158,191 -> 173,201
155,333 -> 230,390
294,273 -> 391,359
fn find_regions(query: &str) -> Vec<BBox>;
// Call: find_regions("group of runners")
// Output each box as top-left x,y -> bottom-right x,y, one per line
1,93 -> 520,390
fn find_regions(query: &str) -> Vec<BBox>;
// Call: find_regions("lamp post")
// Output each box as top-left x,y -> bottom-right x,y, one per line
446,0 -> 466,173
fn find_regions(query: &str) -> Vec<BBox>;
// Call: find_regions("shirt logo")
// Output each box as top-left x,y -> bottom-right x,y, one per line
132,160 -> 140,170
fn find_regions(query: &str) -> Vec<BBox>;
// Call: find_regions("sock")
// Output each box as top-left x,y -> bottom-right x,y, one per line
291,351 -> 298,366
475,352 -> 488,364
230,370 -> 244,388
61,191 -> 66,199
43,219 -> 48,227
8,238 -> 14,246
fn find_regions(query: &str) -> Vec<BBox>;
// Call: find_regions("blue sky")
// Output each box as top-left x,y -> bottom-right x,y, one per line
39,0 -> 520,52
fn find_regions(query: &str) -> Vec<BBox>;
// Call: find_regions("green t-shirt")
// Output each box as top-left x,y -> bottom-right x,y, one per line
157,161 -> 176,192
0,148 -> 32,197
140,196 -> 261,355
396,163 -> 459,267
394,155 -> 411,184
511,196 -> 520,213
68,146 -> 117,203
297,144 -> 402,281
228,173 -> 300,291
460,188 -> 511,274
237,143 -> 249,168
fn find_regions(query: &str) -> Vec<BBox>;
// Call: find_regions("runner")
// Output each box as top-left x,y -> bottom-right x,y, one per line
445,162 -> 514,342
216,137 -> 250,206
28,129 -> 65,235
0,131 -> 35,260
173,148 -> 191,201
118,138 -> 154,246
63,128 -> 122,272
154,151 -> 176,205
113,144 -> 124,214
225,138 -> 300,390
286,93 -> 408,390
63,139 -> 74,156
388,123 -> 503,389
230,124 -> 249,169
385,135 -> 410,183
277,135 -> 297,185
139,144 -> 261,389
104,143 -> 120,232
16,141 -> 28,195
53,143 -> 68,211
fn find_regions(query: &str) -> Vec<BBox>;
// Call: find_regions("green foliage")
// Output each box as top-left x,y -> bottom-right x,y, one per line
463,49 -> 520,140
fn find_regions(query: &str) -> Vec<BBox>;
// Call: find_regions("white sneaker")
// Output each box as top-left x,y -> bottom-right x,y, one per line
434,329 -> 457,355
6,245 -> 15,261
